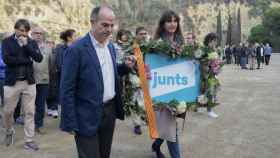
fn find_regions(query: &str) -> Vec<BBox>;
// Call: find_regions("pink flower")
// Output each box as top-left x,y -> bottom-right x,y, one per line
209,59 -> 223,75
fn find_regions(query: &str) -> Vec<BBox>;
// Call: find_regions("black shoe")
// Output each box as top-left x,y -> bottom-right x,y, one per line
35,128 -> 47,135
152,142 -> 166,158
5,129 -> 15,146
133,125 -> 142,135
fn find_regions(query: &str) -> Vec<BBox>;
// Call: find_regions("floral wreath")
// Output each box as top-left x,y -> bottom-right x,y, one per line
123,38 -> 224,116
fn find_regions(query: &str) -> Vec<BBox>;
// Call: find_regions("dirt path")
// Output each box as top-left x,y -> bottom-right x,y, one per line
1,54 -> 279,158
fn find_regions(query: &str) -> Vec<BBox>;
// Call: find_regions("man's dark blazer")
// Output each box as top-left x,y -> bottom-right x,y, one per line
60,33 -> 129,137
256,46 -> 263,59
1,34 -> 43,86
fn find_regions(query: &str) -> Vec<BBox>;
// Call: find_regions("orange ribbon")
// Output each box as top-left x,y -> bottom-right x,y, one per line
133,43 -> 159,139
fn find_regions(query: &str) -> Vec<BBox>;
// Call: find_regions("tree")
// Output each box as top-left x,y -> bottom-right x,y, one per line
229,7 -> 242,45
231,8 -> 240,45
216,10 -> 223,46
248,0 -> 271,18
236,8 -> 242,44
249,7 -> 280,51
248,24 -> 269,43
263,7 -> 280,51
226,13 -> 232,45
136,0 -> 145,21
263,7 -> 280,36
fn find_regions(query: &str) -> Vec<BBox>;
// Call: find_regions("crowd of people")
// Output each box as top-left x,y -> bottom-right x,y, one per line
223,42 -> 273,70
0,4 -> 271,158
0,20 -> 78,150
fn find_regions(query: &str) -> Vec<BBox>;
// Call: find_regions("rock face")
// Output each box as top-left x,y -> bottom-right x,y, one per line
0,0 -> 279,43
0,0 -> 93,39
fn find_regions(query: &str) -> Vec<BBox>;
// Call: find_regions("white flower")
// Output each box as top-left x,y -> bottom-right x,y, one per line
130,74 -> 141,88
157,39 -> 163,42
194,49 -> 203,58
198,95 -> 208,105
176,101 -> 187,114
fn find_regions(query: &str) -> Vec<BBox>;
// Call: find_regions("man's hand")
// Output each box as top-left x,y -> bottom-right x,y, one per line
144,64 -> 152,80
124,55 -> 136,69
18,36 -> 28,46
124,56 -> 151,80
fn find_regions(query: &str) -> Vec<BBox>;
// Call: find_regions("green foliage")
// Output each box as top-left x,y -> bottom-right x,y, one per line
123,38 -> 222,115
153,100 -> 199,113
248,0 -> 271,18
269,36 -> 280,51
263,7 -> 280,51
226,13 -> 232,45
124,38 -> 201,59
216,10 -> 222,46
236,8 -> 242,44
249,7 -> 280,51
248,24 -> 269,43
263,7 -> 280,36
154,99 -> 179,109
0,33 -> 4,41
184,14 -> 195,32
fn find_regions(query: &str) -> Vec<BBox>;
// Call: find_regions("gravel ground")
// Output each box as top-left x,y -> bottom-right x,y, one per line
1,54 -> 279,158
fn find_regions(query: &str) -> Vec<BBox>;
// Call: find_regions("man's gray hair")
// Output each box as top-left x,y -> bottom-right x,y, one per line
90,5 -> 113,22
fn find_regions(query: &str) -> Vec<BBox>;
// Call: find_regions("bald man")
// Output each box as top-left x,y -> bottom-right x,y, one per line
60,6 -> 134,158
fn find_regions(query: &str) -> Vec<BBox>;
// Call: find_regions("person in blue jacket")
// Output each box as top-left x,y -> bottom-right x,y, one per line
0,43 -> 5,107
60,6 -> 135,158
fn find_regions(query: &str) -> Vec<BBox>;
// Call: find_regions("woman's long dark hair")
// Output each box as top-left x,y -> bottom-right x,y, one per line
116,29 -> 132,44
154,10 -> 184,45
203,32 -> 218,47
60,29 -> 75,43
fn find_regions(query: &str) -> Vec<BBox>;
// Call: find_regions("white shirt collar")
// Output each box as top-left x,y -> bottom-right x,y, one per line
89,32 -> 109,48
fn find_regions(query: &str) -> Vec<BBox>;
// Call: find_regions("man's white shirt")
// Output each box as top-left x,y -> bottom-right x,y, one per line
89,33 -> 115,103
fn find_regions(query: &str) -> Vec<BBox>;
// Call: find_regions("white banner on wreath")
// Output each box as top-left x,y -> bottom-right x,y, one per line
149,61 -> 196,98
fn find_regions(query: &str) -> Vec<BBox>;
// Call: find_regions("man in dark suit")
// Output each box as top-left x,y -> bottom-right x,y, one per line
256,43 -> 264,69
60,6 -> 134,158
224,44 -> 232,64
2,19 -> 43,150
